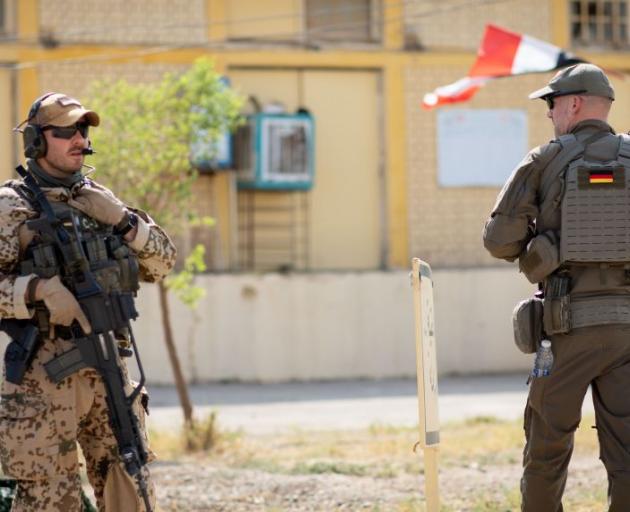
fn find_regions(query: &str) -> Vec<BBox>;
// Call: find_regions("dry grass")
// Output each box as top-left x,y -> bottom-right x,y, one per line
148,413 -> 606,511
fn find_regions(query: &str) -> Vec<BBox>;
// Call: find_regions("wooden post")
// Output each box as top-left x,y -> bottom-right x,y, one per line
411,258 -> 440,512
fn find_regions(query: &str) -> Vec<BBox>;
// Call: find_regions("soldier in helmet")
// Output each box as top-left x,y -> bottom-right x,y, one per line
483,64 -> 630,511
0,92 -> 176,511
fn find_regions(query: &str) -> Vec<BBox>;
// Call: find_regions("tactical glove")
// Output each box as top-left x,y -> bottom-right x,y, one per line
68,183 -> 126,226
34,276 -> 92,334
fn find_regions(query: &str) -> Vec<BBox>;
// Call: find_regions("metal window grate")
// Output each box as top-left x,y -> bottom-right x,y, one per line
570,0 -> 629,48
237,190 -> 310,272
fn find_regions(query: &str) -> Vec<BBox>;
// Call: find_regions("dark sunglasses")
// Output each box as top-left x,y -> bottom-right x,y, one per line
544,90 -> 588,110
43,122 -> 89,139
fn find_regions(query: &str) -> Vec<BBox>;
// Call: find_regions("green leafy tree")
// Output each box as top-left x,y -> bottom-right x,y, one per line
86,58 -> 243,425
88,58 -> 242,233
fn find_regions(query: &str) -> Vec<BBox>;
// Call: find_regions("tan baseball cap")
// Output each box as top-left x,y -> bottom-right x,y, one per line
528,63 -> 615,101
28,92 -> 100,127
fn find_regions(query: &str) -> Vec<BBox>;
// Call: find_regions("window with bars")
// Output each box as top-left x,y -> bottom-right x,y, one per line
305,0 -> 381,43
571,0 -> 629,48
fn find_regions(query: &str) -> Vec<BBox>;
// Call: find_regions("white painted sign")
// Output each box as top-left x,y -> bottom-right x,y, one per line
437,109 -> 528,187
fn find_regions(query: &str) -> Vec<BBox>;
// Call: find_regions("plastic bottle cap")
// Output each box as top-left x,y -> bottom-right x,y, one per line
541,339 -> 551,348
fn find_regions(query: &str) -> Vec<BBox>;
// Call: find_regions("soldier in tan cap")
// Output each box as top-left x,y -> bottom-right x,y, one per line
483,63 -> 630,511
0,92 -> 176,511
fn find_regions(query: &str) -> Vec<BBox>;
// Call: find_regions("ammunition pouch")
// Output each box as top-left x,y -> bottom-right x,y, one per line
541,273 -> 571,335
543,295 -> 571,335
512,296 -> 544,354
519,231 -> 560,284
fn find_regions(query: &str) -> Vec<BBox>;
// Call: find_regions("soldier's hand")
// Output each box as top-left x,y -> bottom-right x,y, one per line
67,183 -> 126,226
34,276 -> 92,334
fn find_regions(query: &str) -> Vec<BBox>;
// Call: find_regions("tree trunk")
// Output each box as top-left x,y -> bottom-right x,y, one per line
158,280 -> 194,424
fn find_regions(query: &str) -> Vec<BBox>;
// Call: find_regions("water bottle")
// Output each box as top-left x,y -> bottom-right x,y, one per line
531,339 -> 554,378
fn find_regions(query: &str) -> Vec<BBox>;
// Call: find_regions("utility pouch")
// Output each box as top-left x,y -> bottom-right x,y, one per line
512,297 -> 544,354
519,231 -> 560,284
543,274 -> 572,334
2,322 -> 40,385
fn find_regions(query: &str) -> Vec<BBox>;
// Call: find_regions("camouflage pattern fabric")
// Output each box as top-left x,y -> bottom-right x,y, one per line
0,181 -> 177,295
0,175 -> 175,511
0,479 -> 96,512
0,326 -> 158,511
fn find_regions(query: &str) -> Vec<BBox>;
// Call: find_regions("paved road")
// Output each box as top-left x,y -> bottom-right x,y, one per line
146,373 -> 596,434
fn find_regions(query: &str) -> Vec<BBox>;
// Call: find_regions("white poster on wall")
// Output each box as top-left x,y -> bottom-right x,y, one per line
437,109 -> 528,187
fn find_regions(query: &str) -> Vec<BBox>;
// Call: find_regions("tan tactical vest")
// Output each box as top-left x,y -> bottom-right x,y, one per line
5,180 -> 139,336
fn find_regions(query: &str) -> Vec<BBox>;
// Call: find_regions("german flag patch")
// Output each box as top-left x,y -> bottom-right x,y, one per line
589,171 -> 614,184
577,166 -> 624,189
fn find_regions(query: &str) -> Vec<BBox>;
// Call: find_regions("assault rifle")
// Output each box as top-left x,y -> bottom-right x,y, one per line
12,165 -> 153,511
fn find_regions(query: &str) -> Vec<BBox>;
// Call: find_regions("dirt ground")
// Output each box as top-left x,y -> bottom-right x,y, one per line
151,455 -> 607,512
149,419 -> 609,512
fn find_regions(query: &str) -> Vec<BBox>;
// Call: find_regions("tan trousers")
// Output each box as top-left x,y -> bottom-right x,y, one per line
0,338 -> 157,512
521,324 -> 630,512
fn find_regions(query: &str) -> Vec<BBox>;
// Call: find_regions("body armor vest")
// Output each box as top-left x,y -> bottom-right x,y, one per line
538,132 -> 630,334
4,180 -> 140,336
559,133 -> 630,264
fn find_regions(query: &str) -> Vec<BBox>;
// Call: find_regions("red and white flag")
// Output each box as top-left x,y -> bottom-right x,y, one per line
422,24 -> 584,109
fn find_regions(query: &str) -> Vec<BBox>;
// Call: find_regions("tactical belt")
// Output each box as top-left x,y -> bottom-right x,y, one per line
570,295 -> 630,329
544,294 -> 630,333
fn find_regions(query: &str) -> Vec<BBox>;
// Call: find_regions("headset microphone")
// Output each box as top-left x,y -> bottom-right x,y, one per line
82,139 -> 95,155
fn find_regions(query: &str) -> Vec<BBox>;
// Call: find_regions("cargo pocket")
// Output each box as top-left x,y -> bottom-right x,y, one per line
0,393 -> 61,480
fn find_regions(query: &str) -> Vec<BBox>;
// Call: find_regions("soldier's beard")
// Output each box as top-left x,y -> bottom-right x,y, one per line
40,153 -> 84,177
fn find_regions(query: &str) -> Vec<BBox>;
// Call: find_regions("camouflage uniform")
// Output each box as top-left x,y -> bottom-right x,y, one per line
0,165 -> 176,511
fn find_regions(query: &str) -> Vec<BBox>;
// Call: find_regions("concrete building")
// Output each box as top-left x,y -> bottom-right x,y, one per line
0,0 -> 628,382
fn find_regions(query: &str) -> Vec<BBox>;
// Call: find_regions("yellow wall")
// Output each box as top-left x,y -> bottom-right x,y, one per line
0,67 -> 12,182
608,75 -> 630,133
229,68 -> 382,270
226,0 -> 302,40
38,0 -> 206,44
5,0 -> 629,271
403,0 -> 552,50
303,70 -> 381,269
405,62 -> 561,268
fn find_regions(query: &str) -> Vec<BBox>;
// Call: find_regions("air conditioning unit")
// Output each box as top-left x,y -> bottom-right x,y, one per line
235,112 -> 315,190
190,130 -> 233,172
189,77 -> 235,172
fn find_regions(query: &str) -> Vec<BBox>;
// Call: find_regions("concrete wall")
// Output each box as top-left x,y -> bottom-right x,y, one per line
0,267 -> 537,383
129,266 -> 536,384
